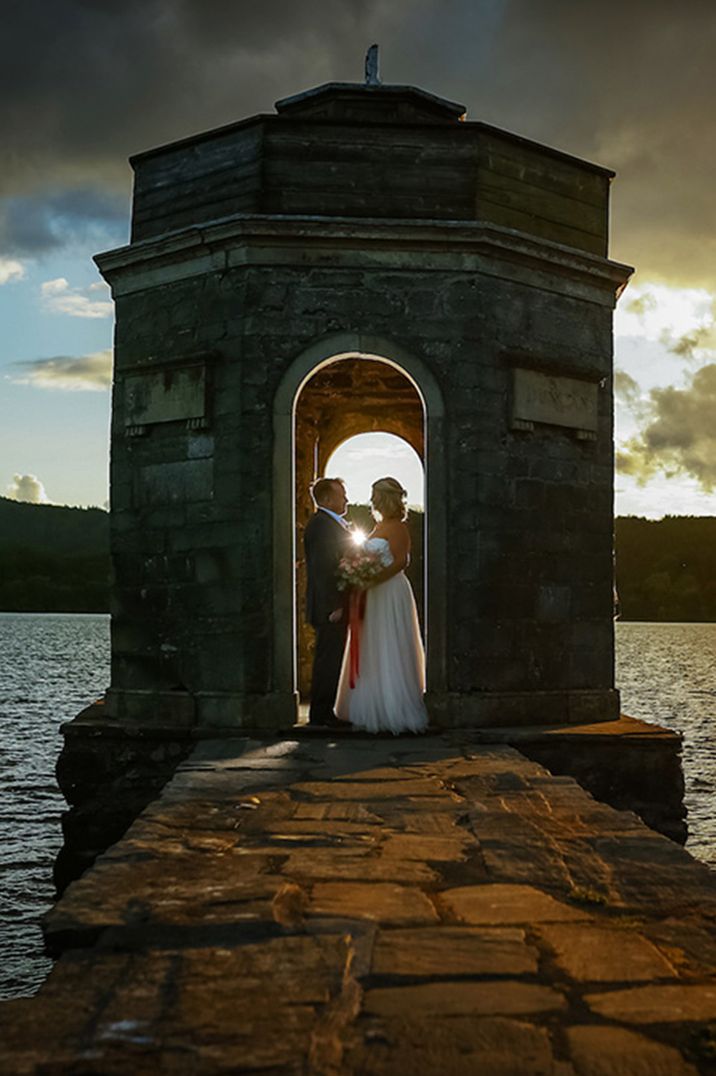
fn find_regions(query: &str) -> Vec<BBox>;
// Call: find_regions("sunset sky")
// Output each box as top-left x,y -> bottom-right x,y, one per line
1,1 -> 715,516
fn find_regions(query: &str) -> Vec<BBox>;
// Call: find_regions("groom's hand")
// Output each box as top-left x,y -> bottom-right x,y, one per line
328,608 -> 343,623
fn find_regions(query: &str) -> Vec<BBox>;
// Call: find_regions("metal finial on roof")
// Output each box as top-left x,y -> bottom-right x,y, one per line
365,44 -> 381,86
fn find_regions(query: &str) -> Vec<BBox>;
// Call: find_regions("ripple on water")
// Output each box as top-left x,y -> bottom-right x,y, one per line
616,621 -> 716,869
0,612 -> 109,1000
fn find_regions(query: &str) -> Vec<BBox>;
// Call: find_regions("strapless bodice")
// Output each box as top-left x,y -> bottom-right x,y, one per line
363,536 -> 394,567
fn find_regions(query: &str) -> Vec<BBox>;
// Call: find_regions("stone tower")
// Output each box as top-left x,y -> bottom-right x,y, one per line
93,74 -> 630,736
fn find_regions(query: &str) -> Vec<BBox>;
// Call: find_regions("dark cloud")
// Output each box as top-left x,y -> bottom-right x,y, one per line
3,0 -> 716,281
614,369 -> 642,409
625,292 -> 657,318
660,325 -> 716,361
617,364 -> 716,491
0,189 -> 128,257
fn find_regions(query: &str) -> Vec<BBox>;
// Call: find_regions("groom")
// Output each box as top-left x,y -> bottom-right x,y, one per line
304,477 -> 352,727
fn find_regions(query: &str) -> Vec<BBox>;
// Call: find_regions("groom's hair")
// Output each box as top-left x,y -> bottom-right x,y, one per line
311,477 -> 344,506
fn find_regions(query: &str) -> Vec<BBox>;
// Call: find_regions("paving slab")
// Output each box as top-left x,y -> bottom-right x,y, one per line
363,980 -> 567,1017
585,983 -> 716,1023
566,1025 -> 698,1076
343,1015 -> 569,1076
538,922 -> 677,982
371,926 -> 538,977
440,883 -> 591,924
3,732 -> 716,1073
309,881 -> 440,925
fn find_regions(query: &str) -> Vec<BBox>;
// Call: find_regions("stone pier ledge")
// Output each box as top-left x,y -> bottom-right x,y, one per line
2,731 -> 714,1074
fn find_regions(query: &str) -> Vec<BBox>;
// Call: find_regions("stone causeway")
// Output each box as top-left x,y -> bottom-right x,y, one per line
3,733 -> 716,1074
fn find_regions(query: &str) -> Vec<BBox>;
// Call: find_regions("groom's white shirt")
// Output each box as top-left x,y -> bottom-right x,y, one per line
318,506 -> 351,530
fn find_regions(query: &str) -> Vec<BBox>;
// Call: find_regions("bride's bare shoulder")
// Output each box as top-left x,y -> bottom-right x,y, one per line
375,518 -> 405,535
381,519 -> 410,548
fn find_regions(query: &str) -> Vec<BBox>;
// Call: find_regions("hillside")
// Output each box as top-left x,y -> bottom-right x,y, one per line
0,496 -> 109,555
0,497 -> 109,612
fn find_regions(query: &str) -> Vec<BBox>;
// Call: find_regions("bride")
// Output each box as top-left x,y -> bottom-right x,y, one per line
335,476 -> 428,734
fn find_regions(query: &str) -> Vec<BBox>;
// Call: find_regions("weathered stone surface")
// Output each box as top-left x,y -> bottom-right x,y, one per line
293,801 -> 385,822
363,980 -> 567,1017
54,704 -> 195,891
263,818 -> 386,838
379,833 -> 470,861
371,926 -> 538,978
585,983 -> 716,1023
538,923 -> 677,982
2,738 -> 706,1073
137,459 -> 214,506
0,940 -> 350,1075
642,917 -> 716,978
343,1016 -> 566,1076
512,717 -> 687,843
441,884 -> 589,925
43,856 -> 283,952
566,1025 -> 698,1076
376,809 -> 466,834
284,848 -> 439,883
435,754 -> 547,778
310,882 -> 439,925
292,778 -> 450,800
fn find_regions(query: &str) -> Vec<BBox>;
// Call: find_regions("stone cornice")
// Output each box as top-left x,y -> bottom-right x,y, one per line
95,213 -> 634,299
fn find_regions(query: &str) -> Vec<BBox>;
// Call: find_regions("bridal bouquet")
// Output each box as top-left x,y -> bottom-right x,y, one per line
337,546 -> 384,591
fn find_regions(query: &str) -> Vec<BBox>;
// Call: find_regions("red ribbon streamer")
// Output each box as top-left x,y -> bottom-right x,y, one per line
348,588 -> 367,689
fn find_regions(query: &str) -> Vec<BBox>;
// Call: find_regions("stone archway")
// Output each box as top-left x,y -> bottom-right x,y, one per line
272,333 -> 447,722
294,360 -> 425,700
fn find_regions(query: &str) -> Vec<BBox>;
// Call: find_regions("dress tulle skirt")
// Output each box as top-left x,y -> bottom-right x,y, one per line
335,572 -> 428,734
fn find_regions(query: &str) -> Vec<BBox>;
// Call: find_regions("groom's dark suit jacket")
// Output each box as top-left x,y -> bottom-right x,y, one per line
304,510 -> 351,627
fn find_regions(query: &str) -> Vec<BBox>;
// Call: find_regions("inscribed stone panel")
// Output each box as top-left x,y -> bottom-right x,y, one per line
512,368 -> 598,432
124,366 -> 206,427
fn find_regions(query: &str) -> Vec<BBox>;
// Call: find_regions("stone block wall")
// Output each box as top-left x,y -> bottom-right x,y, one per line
101,218 -> 626,728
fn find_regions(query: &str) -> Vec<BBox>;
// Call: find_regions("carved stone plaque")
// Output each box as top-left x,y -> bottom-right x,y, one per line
124,365 -> 206,427
512,368 -> 598,432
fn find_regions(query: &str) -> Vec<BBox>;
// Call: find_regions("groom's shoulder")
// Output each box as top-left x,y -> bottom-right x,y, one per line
305,511 -> 328,537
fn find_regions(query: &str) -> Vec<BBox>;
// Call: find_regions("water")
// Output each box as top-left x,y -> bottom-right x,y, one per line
0,615 -> 714,1000
615,621 -> 716,868
0,613 -> 109,1000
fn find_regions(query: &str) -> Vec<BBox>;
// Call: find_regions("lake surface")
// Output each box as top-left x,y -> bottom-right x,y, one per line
0,613 -> 110,1000
615,622 -> 716,867
0,614 -> 714,999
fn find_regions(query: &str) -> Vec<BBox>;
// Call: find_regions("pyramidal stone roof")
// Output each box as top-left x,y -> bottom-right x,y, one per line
274,81 -> 467,124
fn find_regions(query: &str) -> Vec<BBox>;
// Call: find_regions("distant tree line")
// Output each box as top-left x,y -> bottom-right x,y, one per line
615,516 -> 716,622
1,498 -> 714,621
0,546 -> 109,612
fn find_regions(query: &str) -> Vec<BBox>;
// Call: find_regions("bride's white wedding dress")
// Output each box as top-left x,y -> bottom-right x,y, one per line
335,537 -> 428,734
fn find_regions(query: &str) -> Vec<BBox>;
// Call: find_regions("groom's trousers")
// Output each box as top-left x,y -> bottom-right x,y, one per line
309,620 -> 347,724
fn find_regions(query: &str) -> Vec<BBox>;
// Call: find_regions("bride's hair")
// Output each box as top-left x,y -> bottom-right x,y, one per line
371,476 -> 408,522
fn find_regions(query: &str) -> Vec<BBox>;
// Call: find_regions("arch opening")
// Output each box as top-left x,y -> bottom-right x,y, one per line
272,334 -> 447,725
326,431 -> 425,511
293,356 -> 425,705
